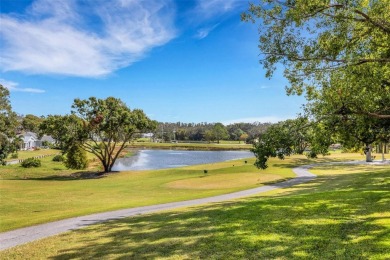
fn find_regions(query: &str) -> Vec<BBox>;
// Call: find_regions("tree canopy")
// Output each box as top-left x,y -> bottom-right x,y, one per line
41,97 -> 157,173
242,0 -> 390,119
22,114 -> 43,133
252,117 -> 331,169
243,0 -> 390,166
0,84 -> 17,165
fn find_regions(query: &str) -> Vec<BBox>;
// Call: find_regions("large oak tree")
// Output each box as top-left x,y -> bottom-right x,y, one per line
243,0 -> 390,164
41,97 -> 157,173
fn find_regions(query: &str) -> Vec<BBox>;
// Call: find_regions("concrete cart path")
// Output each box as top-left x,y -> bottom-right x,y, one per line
0,164 -> 318,251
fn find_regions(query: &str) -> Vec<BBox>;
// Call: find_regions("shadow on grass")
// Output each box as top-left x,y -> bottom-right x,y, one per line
271,157 -> 363,170
11,171 -> 113,181
47,169 -> 390,259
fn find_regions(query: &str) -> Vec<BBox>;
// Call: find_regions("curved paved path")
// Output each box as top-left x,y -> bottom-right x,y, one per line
0,164 -> 317,250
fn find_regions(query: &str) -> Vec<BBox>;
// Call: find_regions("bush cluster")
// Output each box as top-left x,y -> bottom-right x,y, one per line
65,145 -> 88,170
21,158 -> 41,168
52,154 -> 65,162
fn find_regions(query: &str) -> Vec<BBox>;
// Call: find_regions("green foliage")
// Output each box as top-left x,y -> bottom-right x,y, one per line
204,130 -> 214,143
242,1 -> 390,120
39,114 -> 81,152
10,153 -> 18,159
252,118 -> 331,169
0,85 -> 18,165
22,114 -> 43,133
239,133 -> 249,143
0,136 -> 11,166
65,144 -> 88,170
68,97 -> 157,172
243,1 -> 390,160
52,154 -> 64,162
21,158 -> 41,168
212,123 -> 229,143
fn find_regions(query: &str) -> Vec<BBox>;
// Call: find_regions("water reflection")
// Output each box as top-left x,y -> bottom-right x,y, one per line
112,149 -> 254,171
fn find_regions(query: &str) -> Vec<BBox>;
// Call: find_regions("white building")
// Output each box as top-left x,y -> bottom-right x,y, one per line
19,132 -> 55,150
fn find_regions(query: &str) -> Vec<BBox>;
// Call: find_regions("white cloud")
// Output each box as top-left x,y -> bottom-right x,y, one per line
194,23 -> 219,39
0,0 -> 176,77
0,79 -> 45,93
194,0 -> 244,19
222,116 -> 294,125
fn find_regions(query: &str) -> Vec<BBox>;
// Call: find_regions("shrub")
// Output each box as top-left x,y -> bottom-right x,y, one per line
10,153 -> 18,159
21,158 -> 41,168
52,154 -> 64,162
65,144 -> 88,170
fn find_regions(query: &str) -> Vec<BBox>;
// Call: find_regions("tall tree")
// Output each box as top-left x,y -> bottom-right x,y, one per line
242,0 -> 390,119
252,118 -> 331,169
41,98 -> 157,172
71,97 -> 157,172
212,123 -> 229,144
0,84 -> 17,165
39,114 -> 80,151
22,114 -> 43,133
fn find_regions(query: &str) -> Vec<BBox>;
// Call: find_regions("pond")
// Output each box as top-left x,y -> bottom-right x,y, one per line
112,149 -> 254,171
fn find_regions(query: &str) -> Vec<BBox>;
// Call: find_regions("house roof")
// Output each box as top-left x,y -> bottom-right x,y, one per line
20,135 -> 38,142
41,135 -> 55,143
18,132 -> 56,143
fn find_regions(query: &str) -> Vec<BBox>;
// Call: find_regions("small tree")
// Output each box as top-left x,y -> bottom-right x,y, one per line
239,133 -> 249,144
252,118 -> 331,169
204,130 -> 214,143
65,144 -> 88,170
212,123 -> 229,144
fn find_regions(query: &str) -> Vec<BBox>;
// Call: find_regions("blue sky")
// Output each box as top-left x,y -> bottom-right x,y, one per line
0,0 -> 305,124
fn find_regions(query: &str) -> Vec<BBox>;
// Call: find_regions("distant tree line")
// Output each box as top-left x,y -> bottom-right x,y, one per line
152,121 -> 271,143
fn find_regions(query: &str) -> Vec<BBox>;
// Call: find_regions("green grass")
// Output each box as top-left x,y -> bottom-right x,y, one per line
1,155 -> 389,259
0,154 -> 299,232
6,149 -> 60,161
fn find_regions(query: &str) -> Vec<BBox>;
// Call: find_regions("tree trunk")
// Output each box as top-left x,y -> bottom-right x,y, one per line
365,144 -> 372,162
102,160 -> 109,173
382,143 -> 385,162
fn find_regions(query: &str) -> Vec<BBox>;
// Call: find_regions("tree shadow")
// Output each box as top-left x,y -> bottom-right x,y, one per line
13,171 -> 114,181
47,169 -> 390,259
271,156 -> 365,169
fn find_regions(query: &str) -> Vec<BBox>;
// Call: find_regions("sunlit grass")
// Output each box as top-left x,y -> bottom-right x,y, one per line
6,149 -> 60,161
1,153 -> 389,259
0,154 -> 296,232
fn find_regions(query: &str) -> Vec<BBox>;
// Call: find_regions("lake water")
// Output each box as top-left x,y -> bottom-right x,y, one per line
112,149 -> 254,171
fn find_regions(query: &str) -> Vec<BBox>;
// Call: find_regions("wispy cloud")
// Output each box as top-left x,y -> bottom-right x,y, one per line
0,79 -> 45,93
194,0 -> 244,19
0,0 -> 176,77
194,23 -> 219,39
222,116 -> 294,125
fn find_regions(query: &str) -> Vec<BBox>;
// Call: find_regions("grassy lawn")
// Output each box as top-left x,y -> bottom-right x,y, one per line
6,149 -> 60,161
1,153 -> 388,259
0,154 -> 299,232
